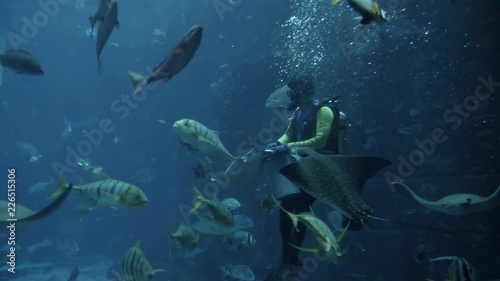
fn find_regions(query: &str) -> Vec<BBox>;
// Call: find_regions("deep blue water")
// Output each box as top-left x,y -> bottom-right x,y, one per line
0,0 -> 499,280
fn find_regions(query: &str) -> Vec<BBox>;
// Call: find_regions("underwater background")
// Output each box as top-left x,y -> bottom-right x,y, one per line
0,0 -> 499,280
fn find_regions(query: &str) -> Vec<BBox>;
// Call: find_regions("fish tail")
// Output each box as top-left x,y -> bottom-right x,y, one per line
189,184 -> 206,213
98,57 -> 102,73
127,70 -> 147,95
47,169 -> 69,200
271,194 -> 299,231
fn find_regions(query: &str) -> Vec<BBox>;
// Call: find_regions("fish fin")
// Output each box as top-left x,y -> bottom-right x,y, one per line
98,57 -> 102,73
101,173 -> 112,180
152,269 -> 167,275
271,194 -> 299,231
115,20 -> 120,30
135,240 -> 141,249
289,243 -> 321,253
332,0 -> 341,4
447,259 -> 457,281
47,169 -> 69,200
212,130 -> 220,136
371,2 -> 379,14
308,206 -> 316,217
336,219 -> 350,244
88,17 -> 95,39
101,191 -> 122,204
189,184 -> 206,213
127,70 -> 147,95
196,134 -> 214,145
205,155 -> 212,164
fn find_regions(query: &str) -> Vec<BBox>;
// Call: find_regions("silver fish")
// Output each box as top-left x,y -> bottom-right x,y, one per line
96,0 -> 119,73
49,170 -> 148,209
127,25 -> 203,95
173,118 -> 234,162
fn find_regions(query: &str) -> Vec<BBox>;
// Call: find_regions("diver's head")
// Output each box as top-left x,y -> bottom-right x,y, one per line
287,75 -> 315,109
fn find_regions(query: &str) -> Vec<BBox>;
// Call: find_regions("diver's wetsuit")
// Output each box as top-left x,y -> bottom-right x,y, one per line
276,104 -> 339,266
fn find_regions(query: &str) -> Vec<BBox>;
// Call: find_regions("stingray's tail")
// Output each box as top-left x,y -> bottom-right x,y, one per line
367,215 -> 467,239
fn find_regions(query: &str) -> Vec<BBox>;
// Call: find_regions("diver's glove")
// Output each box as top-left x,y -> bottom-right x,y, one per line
265,141 -> 281,151
274,144 -> 288,153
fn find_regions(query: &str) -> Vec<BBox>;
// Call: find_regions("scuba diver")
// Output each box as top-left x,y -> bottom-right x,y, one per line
264,75 -> 352,281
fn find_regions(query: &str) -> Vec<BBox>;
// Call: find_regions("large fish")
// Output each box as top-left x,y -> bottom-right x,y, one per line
48,170 -> 148,210
127,25 -> 203,95
121,240 -> 166,281
0,184 -> 72,230
173,118 -> 235,162
279,147 -> 462,237
265,85 -> 291,109
96,0 -> 119,73
392,182 -> 500,216
0,50 -> 44,75
89,0 -> 113,39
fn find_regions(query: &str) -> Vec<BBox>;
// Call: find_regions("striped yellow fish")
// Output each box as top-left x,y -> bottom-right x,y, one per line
173,118 -> 235,162
272,195 -> 348,264
169,223 -> 199,254
49,170 -> 148,209
189,185 -> 234,227
121,240 -> 166,281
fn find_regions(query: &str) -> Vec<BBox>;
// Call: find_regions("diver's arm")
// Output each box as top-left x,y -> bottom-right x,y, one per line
287,107 -> 333,149
277,121 -> 292,144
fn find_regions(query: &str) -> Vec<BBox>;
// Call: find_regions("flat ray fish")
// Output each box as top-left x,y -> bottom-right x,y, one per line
392,182 -> 500,216
280,148 -> 464,237
280,147 -> 391,222
121,240 -> 166,281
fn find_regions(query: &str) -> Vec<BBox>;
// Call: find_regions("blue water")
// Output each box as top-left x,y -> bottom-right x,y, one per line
0,0 -> 498,280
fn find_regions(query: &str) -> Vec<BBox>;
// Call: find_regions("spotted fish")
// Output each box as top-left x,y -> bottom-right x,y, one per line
121,240 -> 166,281
279,147 -> 463,237
48,170 -> 148,210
